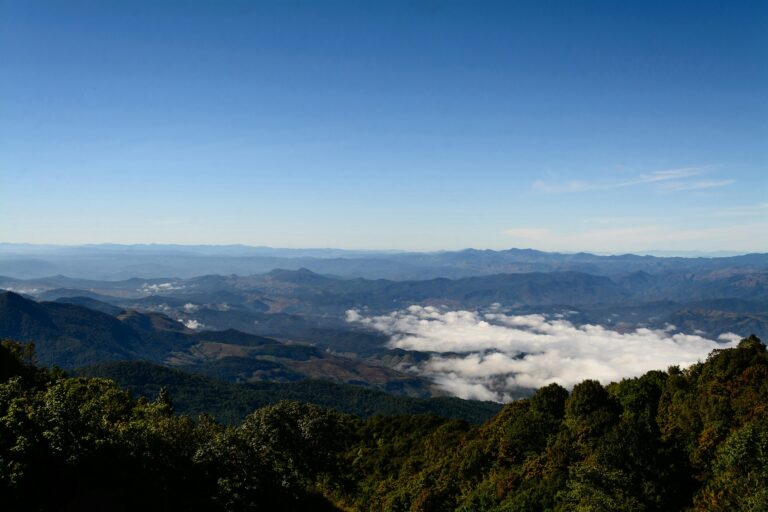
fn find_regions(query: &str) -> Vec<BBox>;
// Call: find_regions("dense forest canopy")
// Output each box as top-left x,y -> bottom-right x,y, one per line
1,335 -> 766,511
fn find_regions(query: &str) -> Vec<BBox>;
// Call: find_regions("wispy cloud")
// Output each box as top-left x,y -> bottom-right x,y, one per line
657,179 -> 734,193
533,166 -> 718,193
347,306 -> 738,402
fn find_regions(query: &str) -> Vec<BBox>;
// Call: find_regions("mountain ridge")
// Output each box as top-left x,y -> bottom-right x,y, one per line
2,244 -> 766,280
0,291 -> 432,395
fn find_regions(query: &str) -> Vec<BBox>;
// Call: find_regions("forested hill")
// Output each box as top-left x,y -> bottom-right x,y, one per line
76,360 -> 501,424
1,335 -> 767,511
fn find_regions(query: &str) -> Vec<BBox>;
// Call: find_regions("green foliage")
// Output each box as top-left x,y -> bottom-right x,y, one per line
1,335 -> 767,510
77,360 -> 501,424
557,462 -> 645,512
196,401 -> 355,511
695,418 -> 768,511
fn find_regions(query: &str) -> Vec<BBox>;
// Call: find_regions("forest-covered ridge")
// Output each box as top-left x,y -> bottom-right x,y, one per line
1,335 -> 766,511
75,360 -> 501,424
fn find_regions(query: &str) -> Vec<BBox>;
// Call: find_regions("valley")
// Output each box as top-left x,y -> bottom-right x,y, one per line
1,247 -> 765,406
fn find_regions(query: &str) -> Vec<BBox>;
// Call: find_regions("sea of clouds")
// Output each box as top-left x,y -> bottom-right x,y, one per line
346,305 -> 740,402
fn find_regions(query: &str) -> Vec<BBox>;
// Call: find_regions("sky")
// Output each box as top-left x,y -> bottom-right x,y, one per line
1,0 -> 766,252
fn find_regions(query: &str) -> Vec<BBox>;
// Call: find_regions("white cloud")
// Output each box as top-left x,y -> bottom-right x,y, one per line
4,287 -> 42,294
183,303 -> 199,313
718,332 -> 742,343
140,282 -> 184,294
348,306 -> 740,402
533,166 -> 716,194
182,318 -> 204,330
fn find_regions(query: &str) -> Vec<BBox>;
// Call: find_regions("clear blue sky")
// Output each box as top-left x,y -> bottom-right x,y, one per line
1,0 -> 766,252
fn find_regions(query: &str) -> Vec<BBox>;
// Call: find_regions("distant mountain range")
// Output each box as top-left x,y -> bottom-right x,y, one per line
1,243 -> 766,280
1,246 -> 766,415
2,263 -> 766,344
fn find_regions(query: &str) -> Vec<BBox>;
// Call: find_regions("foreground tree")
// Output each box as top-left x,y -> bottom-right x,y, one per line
1,335 -> 766,511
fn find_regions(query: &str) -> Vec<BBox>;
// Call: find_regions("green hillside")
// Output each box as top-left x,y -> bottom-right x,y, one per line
76,360 -> 501,424
1,335 -> 766,511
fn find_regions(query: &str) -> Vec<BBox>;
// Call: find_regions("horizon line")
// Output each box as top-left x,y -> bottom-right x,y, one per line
0,242 -> 762,259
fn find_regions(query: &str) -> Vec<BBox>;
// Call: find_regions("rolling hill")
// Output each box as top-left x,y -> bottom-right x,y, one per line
0,291 -> 431,395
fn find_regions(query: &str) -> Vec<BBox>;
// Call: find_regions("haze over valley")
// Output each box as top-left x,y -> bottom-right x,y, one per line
2,244 -> 765,404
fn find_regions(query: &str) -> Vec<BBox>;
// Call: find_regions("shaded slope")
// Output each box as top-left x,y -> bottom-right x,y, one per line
76,360 -> 502,424
0,291 -> 144,367
0,292 -> 434,395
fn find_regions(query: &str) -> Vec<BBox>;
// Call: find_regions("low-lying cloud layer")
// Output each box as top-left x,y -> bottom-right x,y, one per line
140,282 -> 185,294
346,306 -> 739,402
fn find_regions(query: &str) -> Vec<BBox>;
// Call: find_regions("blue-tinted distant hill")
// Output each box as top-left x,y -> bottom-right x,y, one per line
1,243 -> 766,280
3,261 -> 766,349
